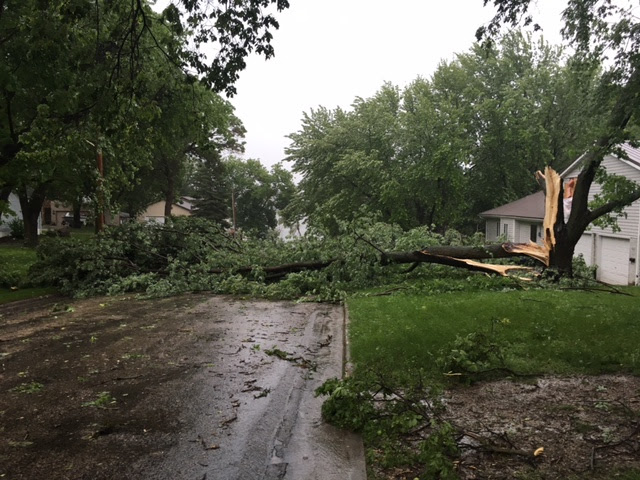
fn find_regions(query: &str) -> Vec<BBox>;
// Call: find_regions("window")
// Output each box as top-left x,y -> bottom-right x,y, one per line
503,223 -> 509,238
530,224 -> 537,242
496,221 -> 500,237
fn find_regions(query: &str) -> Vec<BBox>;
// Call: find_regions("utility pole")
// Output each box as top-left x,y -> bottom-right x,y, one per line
86,139 -> 105,233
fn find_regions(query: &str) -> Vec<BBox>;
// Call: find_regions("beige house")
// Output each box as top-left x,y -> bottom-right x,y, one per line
43,200 -> 91,227
137,197 -> 195,224
43,200 -> 128,227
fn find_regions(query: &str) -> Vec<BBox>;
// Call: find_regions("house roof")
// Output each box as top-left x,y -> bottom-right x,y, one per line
177,196 -> 195,211
479,191 -> 545,220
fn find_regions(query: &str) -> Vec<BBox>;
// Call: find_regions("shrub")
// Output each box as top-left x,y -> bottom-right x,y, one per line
8,218 -> 24,239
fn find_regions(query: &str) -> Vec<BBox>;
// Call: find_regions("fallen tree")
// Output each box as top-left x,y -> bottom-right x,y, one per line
28,193 -> 595,302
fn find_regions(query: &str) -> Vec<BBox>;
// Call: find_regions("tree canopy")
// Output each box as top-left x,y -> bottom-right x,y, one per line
1,0 -> 287,244
188,156 -> 294,237
285,33 -> 601,235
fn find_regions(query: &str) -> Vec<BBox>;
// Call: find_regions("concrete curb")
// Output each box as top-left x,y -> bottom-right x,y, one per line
342,302 -> 355,378
341,301 -> 367,479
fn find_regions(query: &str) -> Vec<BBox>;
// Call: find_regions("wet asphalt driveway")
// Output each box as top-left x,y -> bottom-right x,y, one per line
142,297 -> 366,480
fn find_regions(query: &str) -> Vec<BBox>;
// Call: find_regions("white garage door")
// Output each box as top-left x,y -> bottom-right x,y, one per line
598,236 -> 630,285
574,234 -> 593,266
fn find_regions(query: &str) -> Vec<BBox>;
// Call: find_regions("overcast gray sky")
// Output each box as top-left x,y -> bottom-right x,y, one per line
229,0 -> 566,169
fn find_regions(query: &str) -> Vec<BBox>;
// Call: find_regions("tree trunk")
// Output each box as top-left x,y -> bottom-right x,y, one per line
164,174 -> 175,219
1,185 -> 11,204
18,185 -> 47,247
542,165 -> 579,277
72,198 -> 83,229
548,236 -> 575,277
382,244 -> 518,263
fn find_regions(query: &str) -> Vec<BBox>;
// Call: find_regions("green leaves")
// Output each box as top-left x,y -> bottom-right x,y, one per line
171,0 -> 290,96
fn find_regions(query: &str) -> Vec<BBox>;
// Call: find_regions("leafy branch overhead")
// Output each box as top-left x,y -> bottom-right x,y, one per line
162,0 -> 290,95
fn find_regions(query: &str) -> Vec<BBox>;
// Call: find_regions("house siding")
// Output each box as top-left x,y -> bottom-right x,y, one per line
575,233 -> 595,266
485,218 -> 500,242
501,218 -> 516,242
564,153 -> 640,284
1,193 -> 42,238
564,155 -> 640,242
516,220 -> 543,245
138,201 -> 192,223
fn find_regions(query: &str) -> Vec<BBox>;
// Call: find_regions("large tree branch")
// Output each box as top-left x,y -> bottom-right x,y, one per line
586,188 -> 640,225
381,244 -> 518,263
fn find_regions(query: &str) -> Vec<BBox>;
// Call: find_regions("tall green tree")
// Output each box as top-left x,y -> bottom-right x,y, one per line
286,85 -> 408,233
189,156 -> 294,237
147,81 -> 244,218
188,151 -> 230,225
160,0 -> 290,95
286,34 -> 597,234
0,1 -> 161,244
454,33 -> 602,223
480,0 -> 640,275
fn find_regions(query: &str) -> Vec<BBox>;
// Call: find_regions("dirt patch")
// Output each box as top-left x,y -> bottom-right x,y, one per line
375,375 -> 640,480
443,375 -> 640,479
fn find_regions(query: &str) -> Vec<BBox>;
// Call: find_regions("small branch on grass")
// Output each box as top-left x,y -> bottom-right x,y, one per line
559,276 -> 633,296
444,367 -> 536,379
589,420 -> 640,469
461,430 -> 538,461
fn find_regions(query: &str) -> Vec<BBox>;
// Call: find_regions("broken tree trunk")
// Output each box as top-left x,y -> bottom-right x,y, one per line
382,166 -> 565,278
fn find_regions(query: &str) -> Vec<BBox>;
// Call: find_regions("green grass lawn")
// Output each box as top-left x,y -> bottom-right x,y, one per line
69,225 -> 97,241
0,243 -> 58,304
0,244 -> 37,280
0,227 -> 99,304
348,288 -> 640,381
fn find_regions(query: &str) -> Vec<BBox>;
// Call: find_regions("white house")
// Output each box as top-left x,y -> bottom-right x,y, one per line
480,191 -> 546,246
480,143 -> 640,285
0,193 -> 42,238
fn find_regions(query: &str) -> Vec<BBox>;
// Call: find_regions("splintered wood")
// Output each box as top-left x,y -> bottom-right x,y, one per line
542,166 -> 562,255
415,251 -> 535,277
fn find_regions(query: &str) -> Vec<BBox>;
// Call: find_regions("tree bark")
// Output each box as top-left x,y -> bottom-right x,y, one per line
164,172 -> 175,219
18,184 -> 47,247
72,198 -> 83,229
